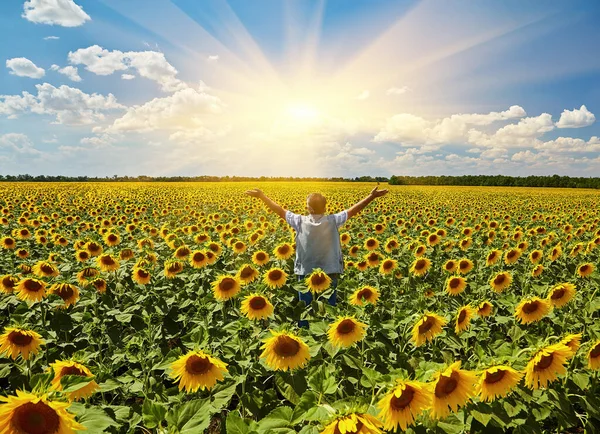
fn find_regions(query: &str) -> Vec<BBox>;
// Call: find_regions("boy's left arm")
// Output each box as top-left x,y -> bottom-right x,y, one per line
346,187 -> 388,219
245,188 -> 287,219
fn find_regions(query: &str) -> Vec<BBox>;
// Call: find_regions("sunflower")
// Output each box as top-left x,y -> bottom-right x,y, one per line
525,343 -> 571,389
459,238 -> 472,251
477,301 -> 493,317
264,267 -> 288,289
442,260 -> 458,273
485,250 -> 501,266
120,248 -> 134,261
321,413 -> 383,434
90,278 -> 107,294
379,258 -> 397,275
412,313 -> 447,347
364,237 -> 379,251
32,261 -> 60,278
260,330 -> 310,371
16,249 -> 29,259
0,390 -> 85,434
170,350 -> 228,392
328,317 -> 367,348
384,238 -> 399,253
549,244 -> 562,261
356,260 -> 368,271
445,276 -> 467,296
76,267 -> 99,285
274,243 -> 294,260
132,268 -> 151,285
241,294 -> 274,320
410,258 -> 431,277
588,341 -> 600,370
489,271 -> 512,293
560,333 -> 582,355
174,245 -> 191,259
414,245 -> 427,257
205,250 -> 217,265
350,286 -> 379,306
0,327 -> 44,360
75,250 -> 90,262
252,250 -> 270,266
50,360 -> 99,400
427,233 -> 441,246
48,283 -> 80,308
365,251 -> 381,267
15,278 -> 47,303
547,283 -> 576,308
232,241 -> 247,254
340,233 -> 351,245
104,232 -> 120,247
515,297 -> 552,324
97,254 -> 120,272
0,275 -> 18,294
84,241 -> 103,257
237,264 -> 259,284
207,242 -> 223,256
477,365 -> 523,402
455,305 -> 476,333
577,263 -> 594,278
428,361 -> 477,419
377,380 -> 431,431
189,250 -> 208,268
164,260 -> 184,278
211,275 -> 241,301
457,258 -> 474,274
1,236 -> 16,249
532,264 -> 544,277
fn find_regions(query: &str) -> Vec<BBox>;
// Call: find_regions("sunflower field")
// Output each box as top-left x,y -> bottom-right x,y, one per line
1,182 -> 600,434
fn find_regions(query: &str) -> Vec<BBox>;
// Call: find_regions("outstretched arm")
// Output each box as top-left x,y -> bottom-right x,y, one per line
347,186 -> 389,218
245,188 -> 287,219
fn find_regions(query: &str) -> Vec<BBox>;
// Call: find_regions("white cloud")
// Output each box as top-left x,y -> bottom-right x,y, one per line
535,136 -> 600,153
50,64 -> 81,82
43,35 -> 59,40
386,86 -> 410,95
6,57 -> 45,79
356,90 -> 370,100
556,105 -> 595,129
374,105 -> 526,144
80,134 -> 116,148
0,83 -> 123,125
467,114 -> 554,149
68,45 -> 186,92
121,74 -> 135,80
43,135 -> 58,143
23,0 -> 90,27
0,133 -> 42,155
207,55 -> 219,61
109,86 -> 223,132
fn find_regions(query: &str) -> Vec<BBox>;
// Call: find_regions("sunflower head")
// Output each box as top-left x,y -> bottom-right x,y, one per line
50,360 -> 99,400
477,365 -> 523,402
264,267 -> 288,289
170,350 -> 228,392
260,330 -> 310,371
577,263 -> 594,278
0,327 -> 44,360
410,258 -> 431,277
377,380 -> 431,432
525,343 -> 571,389
429,361 -> 478,419
16,278 -> 47,303
321,412 -> 383,434
0,275 -> 19,294
48,283 -> 80,308
350,286 -> 379,306
455,305 -> 476,333
241,294 -> 274,320
412,312 -> 447,347
446,276 -> 466,296
327,317 -> 367,348
515,297 -> 552,324
547,283 -> 576,308
237,264 -> 259,284
211,275 -> 241,301
477,301 -> 493,317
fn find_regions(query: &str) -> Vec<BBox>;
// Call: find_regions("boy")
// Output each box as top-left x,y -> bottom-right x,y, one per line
245,186 -> 388,325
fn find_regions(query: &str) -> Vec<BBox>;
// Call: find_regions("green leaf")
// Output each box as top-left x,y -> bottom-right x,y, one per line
98,379 -> 122,392
470,409 -> 492,427
60,375 -> 94,393
257,407 -> 294,431
167,398 -> 214,434
142,399 -> 167,429
226,411 -> 250,434
114,313 -> 133,323
571,372 -> 590,391
308,365 -> 337,395
72,404 -> 120,431
211,381 -> 238,410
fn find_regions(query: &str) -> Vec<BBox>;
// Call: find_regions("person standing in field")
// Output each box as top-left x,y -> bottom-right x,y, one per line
245,186 -> 388,326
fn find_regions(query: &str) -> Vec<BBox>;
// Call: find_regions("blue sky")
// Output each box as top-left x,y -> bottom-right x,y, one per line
1,0 -> 599,177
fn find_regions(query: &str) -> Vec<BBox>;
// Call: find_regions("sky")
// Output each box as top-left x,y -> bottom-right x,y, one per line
1,0 -> 600,178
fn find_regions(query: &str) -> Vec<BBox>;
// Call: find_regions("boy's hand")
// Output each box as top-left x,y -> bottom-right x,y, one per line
245,188 -> 264,198
369,186 -> 388,198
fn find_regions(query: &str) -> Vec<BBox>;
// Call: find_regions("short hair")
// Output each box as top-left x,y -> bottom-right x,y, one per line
307,193 -> 326,214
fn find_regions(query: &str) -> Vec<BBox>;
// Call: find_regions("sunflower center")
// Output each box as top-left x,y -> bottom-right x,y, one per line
390,387 -> 415,410
435,372 -> 459,397
193,252 -> 205,262
40,264 -> 54,274
580,265 -> 590,273
88,244 -> 101,252
57,286 -> 74,301
458,310 -> 467,324
532,252 -> 540,259
551,288 -> 565,300
488,253 -> 497,261
535,354 -> 554,370
60,366 -> 86,377
418,316 -> 434,334
522,301 -> 539,314
508,251 -> 516,259
8,331 -> 33,347
415,260 -> 426,270
368,253 -> 378,262
13,401 -> 60,434
269,270 -> 283,281
356,288 -> 372,300
101,256 -> 115,266
240,267 -> 254,279
185,355 -> 213,375
274,336 -> 300,358
137,270 -> 149,278
24,280 -> 43,292
249,297 -> 267,310
219,278 -> 236,292
336,319 -> 356,335
383,261 -> 394,270
2,276 -> 16,288
590,345 -> 600,359
485,369 -> 506,384
459,261 -> 468,270
449,278 -> 460,289
445,262 -> 455,270
256,252 -> 266,261
278,245 -> 290,254
367,240 -> 376,247
494,275 -> 506,285
108,235 -> 117,242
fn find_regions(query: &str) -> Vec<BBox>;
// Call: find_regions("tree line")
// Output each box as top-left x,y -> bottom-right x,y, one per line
388,175 -> 600,189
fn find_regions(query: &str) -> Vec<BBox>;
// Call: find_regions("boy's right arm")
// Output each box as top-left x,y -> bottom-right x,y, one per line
245,188 -> 287,219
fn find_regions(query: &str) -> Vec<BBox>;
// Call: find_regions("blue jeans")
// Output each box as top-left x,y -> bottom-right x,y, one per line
297,274 -> 338,328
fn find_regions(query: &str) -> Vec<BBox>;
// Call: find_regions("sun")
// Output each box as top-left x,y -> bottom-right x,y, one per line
285,102 -> 321,121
